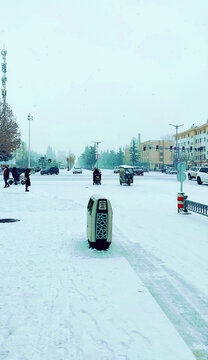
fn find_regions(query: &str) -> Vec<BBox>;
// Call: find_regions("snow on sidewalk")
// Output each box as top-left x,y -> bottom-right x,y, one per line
0,181 -> 195,360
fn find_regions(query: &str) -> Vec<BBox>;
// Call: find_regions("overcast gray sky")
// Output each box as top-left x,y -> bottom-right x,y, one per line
1,0 -> 208,157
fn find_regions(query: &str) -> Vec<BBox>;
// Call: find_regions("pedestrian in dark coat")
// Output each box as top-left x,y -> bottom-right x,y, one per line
12,167 -> 19,185
3,167 -> 10,188
25,168 -> 31,192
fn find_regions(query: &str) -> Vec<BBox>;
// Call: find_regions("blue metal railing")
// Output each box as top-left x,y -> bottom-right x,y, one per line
184,200 -> 208,217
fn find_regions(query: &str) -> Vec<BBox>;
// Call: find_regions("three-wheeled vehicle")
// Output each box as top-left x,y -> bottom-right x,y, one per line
119,165 -> 134,186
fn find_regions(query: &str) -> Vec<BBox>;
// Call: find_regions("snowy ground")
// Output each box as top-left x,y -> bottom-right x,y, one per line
0,170 -> 207,360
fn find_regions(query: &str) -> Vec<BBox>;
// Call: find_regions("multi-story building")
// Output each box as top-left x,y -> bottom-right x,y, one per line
140,140 -> 174,170
175,122 -> 208,166
125,134 -> 174,170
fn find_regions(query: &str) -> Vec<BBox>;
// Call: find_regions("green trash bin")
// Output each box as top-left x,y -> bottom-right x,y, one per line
87,195 -> 113,250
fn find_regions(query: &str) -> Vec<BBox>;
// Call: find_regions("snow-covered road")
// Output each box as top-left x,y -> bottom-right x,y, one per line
0,170 -> 207,359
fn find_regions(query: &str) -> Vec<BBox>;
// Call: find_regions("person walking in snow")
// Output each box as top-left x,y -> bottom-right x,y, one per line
12,167 -> 19,185
25,168 -> 31,192
3,166 -> 10,188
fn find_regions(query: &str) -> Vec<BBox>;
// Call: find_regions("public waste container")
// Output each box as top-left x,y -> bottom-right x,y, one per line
87,195 -> 113,250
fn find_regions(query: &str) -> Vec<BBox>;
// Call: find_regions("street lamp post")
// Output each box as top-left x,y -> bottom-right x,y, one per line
92,141 -> 103,168
169,124 -> 183,167
28,114 -> 33,168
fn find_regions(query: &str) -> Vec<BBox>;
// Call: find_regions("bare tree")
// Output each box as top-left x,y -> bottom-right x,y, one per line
0,104 -> 21,161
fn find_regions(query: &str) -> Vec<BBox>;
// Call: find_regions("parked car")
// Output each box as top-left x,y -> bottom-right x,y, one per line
169,168 -> 177,174
40,166 -> 59,175
133,166 -> 144,176
187,166 -> 199,180
113,167 -> 120,174
59,164 -> 65,169
196,166 -> 208,185
73,167 -> 82,174
164,167 -> 176,174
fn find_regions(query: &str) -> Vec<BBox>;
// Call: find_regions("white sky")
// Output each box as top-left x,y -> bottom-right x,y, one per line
1,0 -> 208,157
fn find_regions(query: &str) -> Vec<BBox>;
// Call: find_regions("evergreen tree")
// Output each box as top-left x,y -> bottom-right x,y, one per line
129,140 -> 138,166
79,146 -> 96,169
116,148 -> 124,166
0,104 -> 21,161
46,146 -> 56,160
98,148 -> 124,168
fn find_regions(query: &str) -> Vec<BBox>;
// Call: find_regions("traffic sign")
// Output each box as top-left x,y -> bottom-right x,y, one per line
177,172 -> 186,182
177,162 -> 186,172
177,162 -> 186,192
177,162 -> 186,171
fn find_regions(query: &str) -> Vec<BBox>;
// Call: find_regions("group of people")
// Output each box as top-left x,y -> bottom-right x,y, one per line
3,166 -> 100,189
3,166 -> 31,192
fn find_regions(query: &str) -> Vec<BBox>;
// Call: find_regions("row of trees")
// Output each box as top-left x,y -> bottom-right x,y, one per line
15,145 -> 76,169
78,146 -> 96,169
78,140 -> 139,169
98,148 -> 125,168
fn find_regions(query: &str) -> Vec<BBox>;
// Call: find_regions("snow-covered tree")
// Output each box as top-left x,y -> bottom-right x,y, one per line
79,146 -> 96,169
129,140 -> 138,166
0,104 -> 21,161
116,148 -> 124,166
46,146 -> 56,160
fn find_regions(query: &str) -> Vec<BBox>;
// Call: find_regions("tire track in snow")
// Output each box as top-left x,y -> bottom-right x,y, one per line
113,225 -> 208,360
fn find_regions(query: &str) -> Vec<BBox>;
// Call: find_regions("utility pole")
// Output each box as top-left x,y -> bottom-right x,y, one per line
28,114 -> 33,168
1,46 -> 7,108
92,141 -> 103,168
169,124 -> 183,166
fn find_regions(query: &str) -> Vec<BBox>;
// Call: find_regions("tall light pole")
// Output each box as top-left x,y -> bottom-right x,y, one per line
28,114 -> 33,168
169,124 -> 183,166
1,46 -> 7,109
92,141 -> 103,168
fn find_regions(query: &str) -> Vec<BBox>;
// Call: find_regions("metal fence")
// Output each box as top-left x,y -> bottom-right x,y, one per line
184,200 -> 208,217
